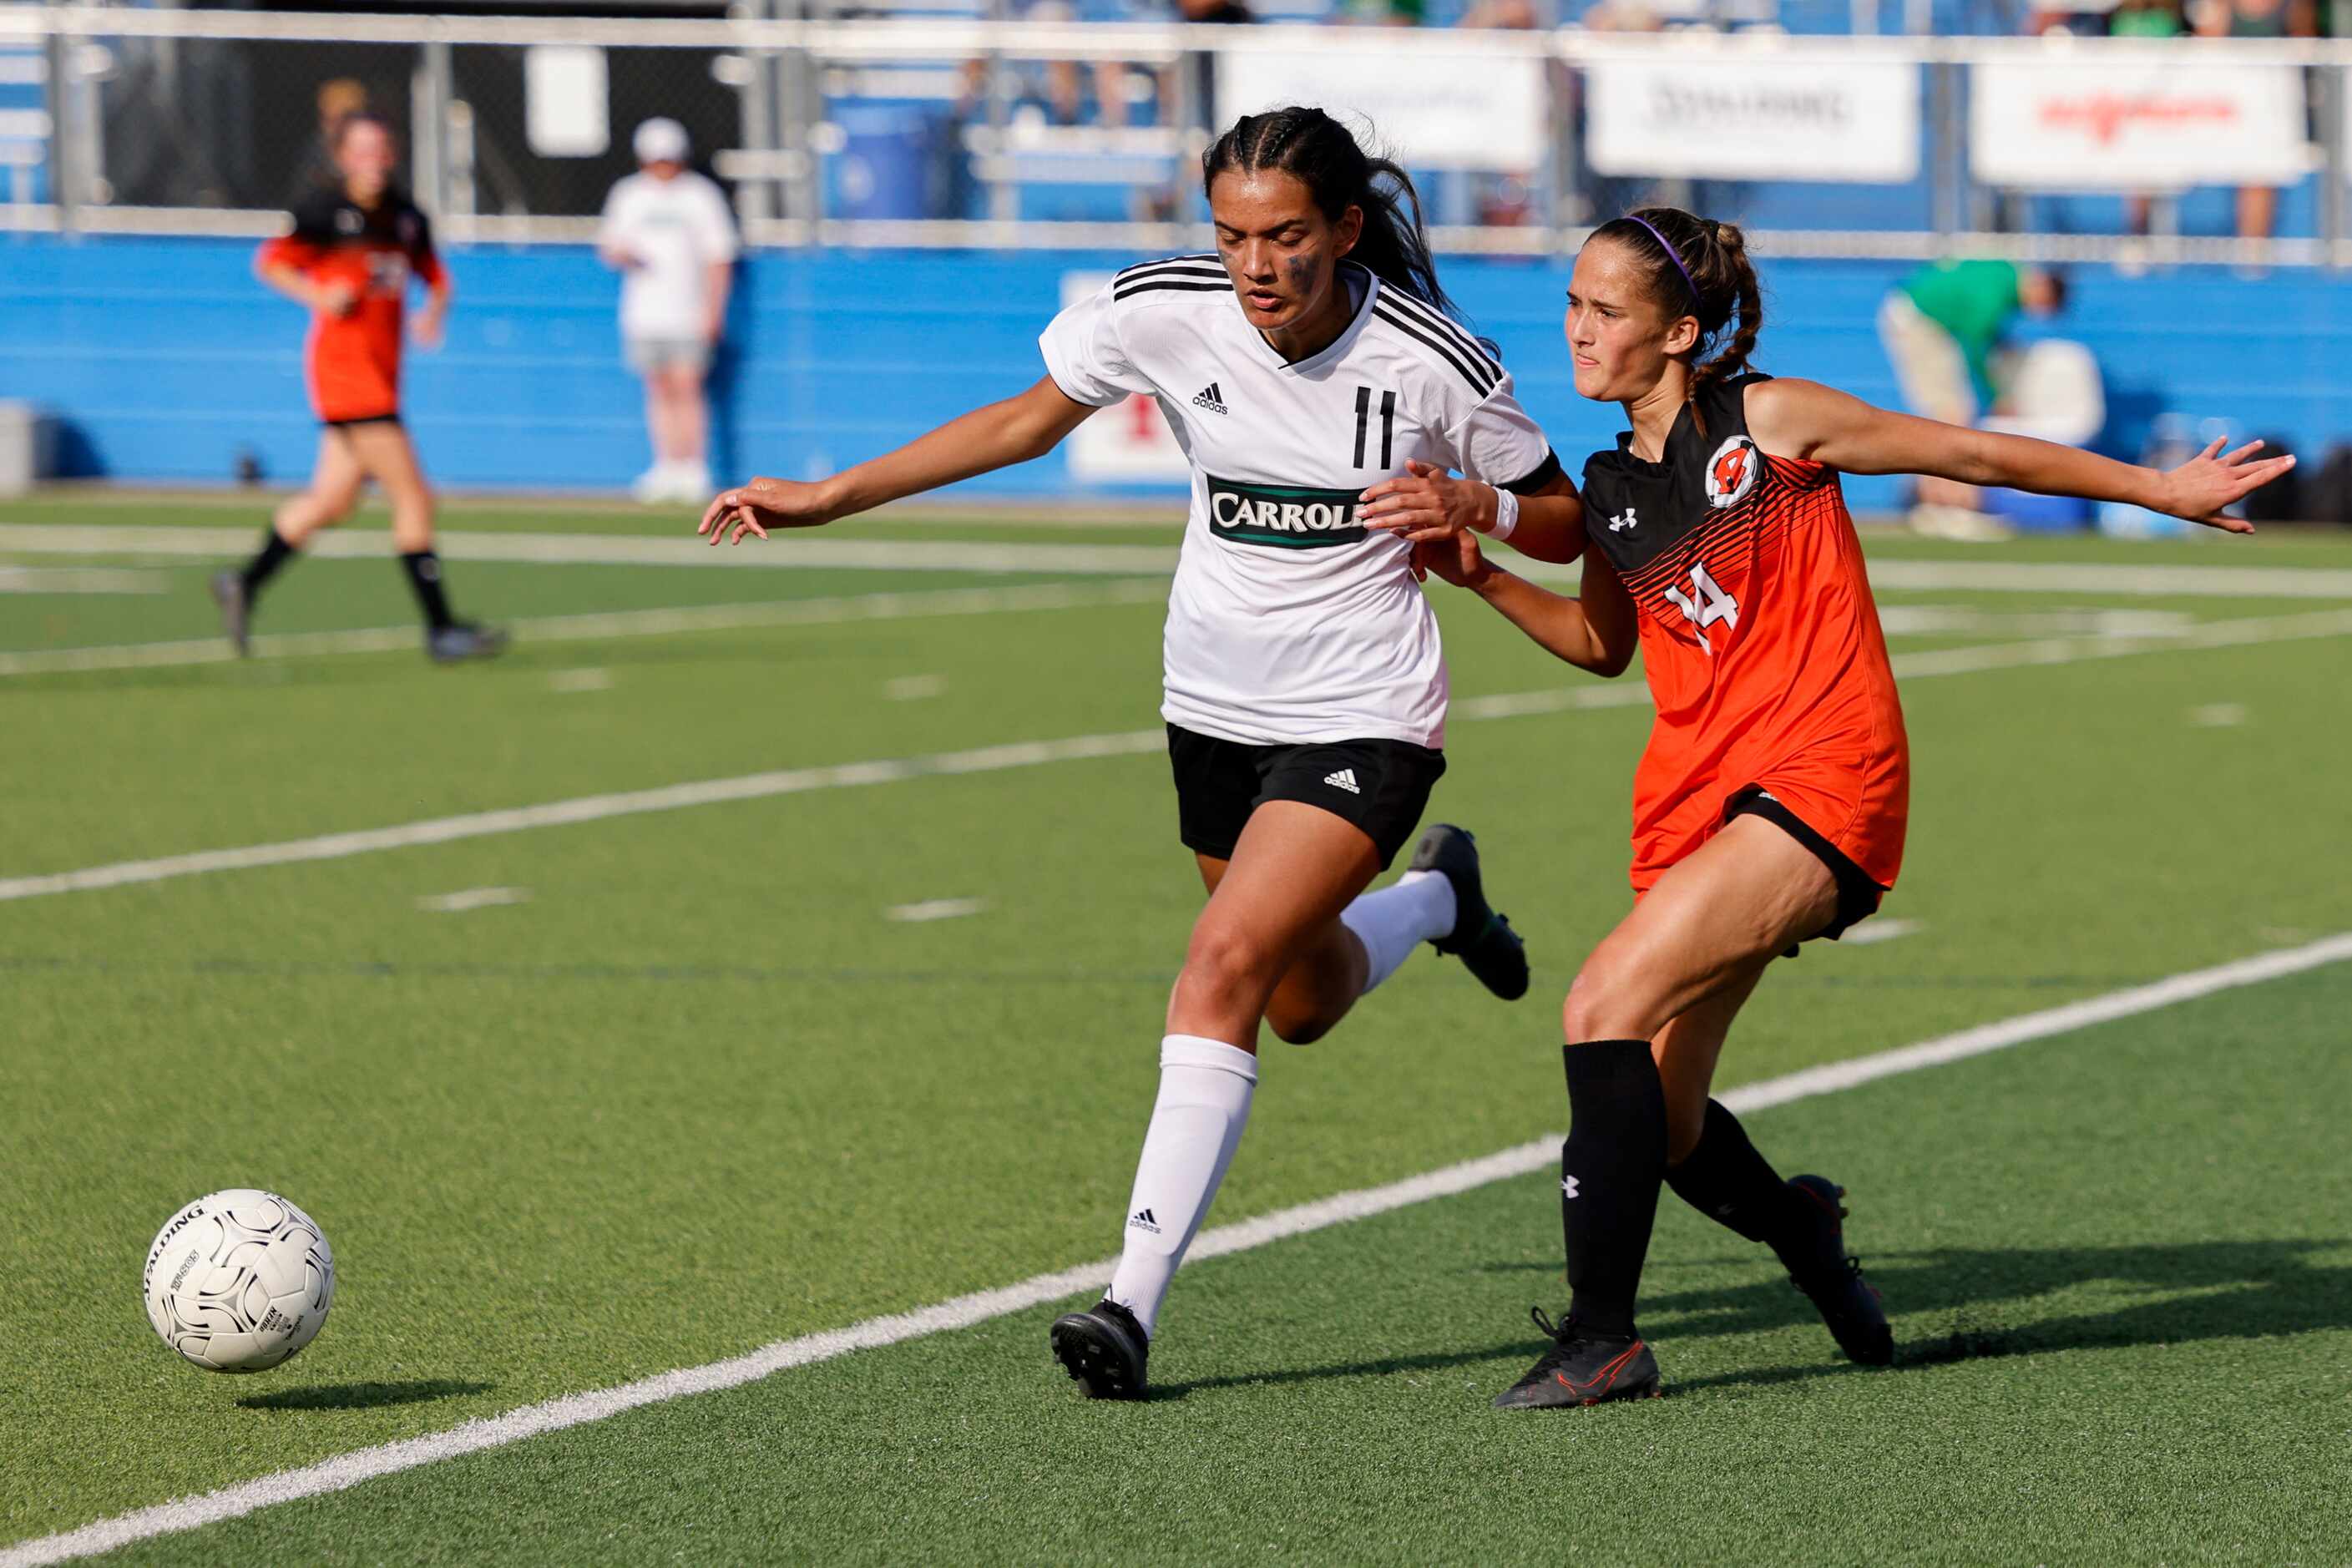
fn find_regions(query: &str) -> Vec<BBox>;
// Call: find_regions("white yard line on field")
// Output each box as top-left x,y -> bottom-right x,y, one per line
5,608 -> 2350,908
884,897 -> 988,923
0,566 -> 167,595
1840,918 -> 1923,946
8,930 -> 2348,1568
6,524 -> 2352,599
0,579 -> 1171,680
0,524 -> 1179,578
415,887 -> 531,915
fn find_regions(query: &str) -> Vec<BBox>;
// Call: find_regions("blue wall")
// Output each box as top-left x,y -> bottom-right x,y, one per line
3,233 -> 2348,515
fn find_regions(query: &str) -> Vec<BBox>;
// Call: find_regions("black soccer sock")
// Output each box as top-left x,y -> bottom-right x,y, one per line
399,549 -> 455,632
1665,1099 -> 1808,1247
240,526 -> 297,599
1560,1039 -> 1667,1338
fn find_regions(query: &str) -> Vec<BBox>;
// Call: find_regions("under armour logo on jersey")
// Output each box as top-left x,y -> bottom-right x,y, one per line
1607,508 -> 1637,533
1127,1208 -> 1161,1234
1191,382 -> 1228,416
1323,768 -> 1361,795
1561,1176 -> 1581,1199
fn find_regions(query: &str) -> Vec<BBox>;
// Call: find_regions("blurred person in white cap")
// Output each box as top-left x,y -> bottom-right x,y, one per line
599,117 -> 740,502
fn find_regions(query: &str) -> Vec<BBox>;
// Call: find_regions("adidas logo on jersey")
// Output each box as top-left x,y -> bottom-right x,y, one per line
1324,768 -> 1362,795
1127,1208 -> 1161,1234
1191,382 -> 1228,415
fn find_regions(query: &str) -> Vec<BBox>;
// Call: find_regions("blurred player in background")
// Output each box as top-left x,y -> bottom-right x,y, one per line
599,117 -> 738,503
701,107 -> 1585,1401
1405,206 -> 2292,1411
212,113 -> 504,663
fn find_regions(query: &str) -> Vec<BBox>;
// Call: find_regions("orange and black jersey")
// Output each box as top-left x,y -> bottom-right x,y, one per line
256,186 -> 443,424
1580,372 -> 1910,895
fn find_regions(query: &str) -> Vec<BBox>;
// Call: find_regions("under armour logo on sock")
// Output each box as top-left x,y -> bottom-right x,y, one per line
1560,1176 -> 1581,1199
1127,1207 -> 1161,1234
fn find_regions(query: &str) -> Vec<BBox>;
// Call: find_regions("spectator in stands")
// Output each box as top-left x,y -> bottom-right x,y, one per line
2191,0 -> 2319,245
598,118 -> 739,503
1878,259 -> 2067,531
2107,0 -> 2183,238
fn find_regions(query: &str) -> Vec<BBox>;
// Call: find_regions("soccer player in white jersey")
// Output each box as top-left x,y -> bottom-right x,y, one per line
699,107 -> 1586,1399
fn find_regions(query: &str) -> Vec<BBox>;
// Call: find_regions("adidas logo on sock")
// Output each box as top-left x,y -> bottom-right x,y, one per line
1127,1207 -> 1161,1234
1191,382 -> 1227,415
1323,767 -> 1361,795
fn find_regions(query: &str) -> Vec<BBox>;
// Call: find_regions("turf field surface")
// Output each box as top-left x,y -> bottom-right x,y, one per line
3,493 -> 2348,1564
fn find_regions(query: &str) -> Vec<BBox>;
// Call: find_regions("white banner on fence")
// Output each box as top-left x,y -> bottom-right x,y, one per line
1214,48 -> 1544,170
1060,273 -> 1192,483
1970,60 -> 2310,190
1585,53 -> 1920,184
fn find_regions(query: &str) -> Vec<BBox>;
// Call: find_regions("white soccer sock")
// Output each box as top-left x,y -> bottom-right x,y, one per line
1338,868 -> 1458,995
1104,1034 -> 1258,1340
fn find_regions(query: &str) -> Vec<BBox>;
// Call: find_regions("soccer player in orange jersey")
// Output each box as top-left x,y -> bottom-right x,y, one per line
212,114 -> 503,662
1383,207 -> 2293,1409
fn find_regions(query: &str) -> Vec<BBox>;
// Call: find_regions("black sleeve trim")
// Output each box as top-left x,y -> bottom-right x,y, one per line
1499,449 -> 1565,496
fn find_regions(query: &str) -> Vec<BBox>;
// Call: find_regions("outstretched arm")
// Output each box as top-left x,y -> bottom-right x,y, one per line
1746,377 -> 2293,535
701,376 -> 1098,544
1414,530 -> 1637,677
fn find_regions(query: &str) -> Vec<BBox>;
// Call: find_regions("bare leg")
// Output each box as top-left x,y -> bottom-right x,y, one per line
665,363 -> 708,470
1170,801 -> 1382,1051
271,430 -> 367,547
1562,816 -> 1837,1047
339,422 -> 436,554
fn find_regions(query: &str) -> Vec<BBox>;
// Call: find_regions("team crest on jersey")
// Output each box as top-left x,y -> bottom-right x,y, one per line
1704,435 -> 1760,510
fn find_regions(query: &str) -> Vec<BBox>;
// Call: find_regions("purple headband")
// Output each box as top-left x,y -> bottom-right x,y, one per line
1626,214 -> 1702,310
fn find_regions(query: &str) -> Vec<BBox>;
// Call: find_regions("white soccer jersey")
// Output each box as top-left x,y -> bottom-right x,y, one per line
1039,255 -> 1559,749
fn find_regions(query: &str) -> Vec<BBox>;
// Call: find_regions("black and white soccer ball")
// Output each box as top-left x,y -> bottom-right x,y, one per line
143,1189 -> 336,1373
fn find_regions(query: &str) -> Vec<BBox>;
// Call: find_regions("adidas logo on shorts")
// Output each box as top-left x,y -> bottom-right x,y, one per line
1324,768 -> 1361,795
1191,382 -> 1228,415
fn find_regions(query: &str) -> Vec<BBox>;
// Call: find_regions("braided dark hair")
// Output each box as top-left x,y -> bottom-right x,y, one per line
1592,206 -> 1763,417
1203,107 -> 1474,334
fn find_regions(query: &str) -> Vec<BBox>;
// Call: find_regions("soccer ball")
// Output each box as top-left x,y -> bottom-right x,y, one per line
143,1189 -> 336,1373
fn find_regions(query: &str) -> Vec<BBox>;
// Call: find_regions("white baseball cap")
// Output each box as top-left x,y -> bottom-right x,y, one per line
633,118 -> 690,164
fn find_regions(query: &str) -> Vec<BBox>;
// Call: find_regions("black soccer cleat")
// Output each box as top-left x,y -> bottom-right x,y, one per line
1409,823 -> 1528,1001
1050,1297 -> 1150,1400
1781,1174 -> 1894,1367
426,622 -> 508,664
1493,1308 -> 1663,1410
210,570 -> 251,657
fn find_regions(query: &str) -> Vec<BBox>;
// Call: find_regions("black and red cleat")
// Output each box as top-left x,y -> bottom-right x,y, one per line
1782,1174 -> 1894,1366
1491,1308 -> 1664,1410
1050,1297 -> 1150,1400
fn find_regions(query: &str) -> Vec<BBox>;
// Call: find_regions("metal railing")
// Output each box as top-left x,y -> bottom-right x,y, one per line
3,5 -> 2348,266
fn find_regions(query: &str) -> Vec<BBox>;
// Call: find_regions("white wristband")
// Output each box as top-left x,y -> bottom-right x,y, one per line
1485,484 -> 1520,543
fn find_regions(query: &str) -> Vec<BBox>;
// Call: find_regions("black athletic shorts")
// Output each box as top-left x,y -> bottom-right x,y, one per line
1167,722 -> 1446,870
1722,782 -> 1887,943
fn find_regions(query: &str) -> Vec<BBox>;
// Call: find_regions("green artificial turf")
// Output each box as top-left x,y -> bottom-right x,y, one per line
0,498 -> 2347,1562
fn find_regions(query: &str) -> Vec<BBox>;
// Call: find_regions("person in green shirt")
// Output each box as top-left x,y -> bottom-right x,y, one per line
1878,259 -> 2067,533
1879,259 -> 2067,425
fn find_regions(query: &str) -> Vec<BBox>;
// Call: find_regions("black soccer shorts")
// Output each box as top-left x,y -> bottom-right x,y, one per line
1166,722 -> 1447,870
